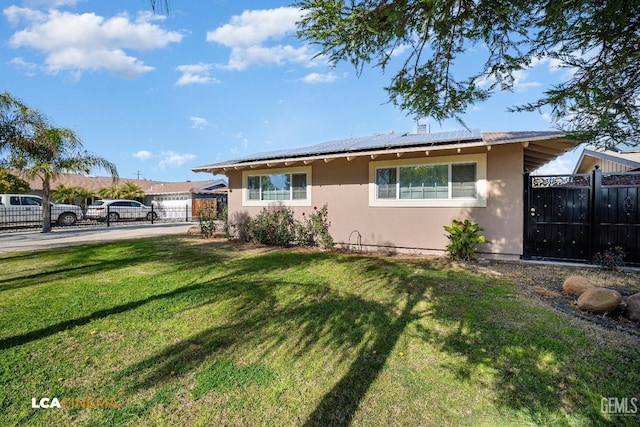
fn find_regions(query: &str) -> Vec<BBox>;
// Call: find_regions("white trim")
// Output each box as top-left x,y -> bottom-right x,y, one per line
242,166 -> 312,207
368,153 -> 487,207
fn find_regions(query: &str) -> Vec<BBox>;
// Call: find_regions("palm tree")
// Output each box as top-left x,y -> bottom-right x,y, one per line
2,95 -> 118,232
97,185 -> 122,199
75,187 -> 96,207
0,92 -> 47,157
52,184 -> 81,204
119,181 -> 145,200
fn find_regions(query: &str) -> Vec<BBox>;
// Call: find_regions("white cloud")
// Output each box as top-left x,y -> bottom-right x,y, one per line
175,63 -> 220,86
301,72 -> 338,84
133,150 -> 152,161
158,151 -> 196,169
189,116 -> 211,129
206,7 -> 316,70
4,7 -> 182,78
511,69 -> 541,92
207,7 -> 301,47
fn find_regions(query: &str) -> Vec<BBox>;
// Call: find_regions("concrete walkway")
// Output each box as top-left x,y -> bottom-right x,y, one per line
0,222 -> 194,253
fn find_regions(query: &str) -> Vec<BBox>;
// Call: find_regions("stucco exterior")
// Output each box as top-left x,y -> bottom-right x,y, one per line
225,143 -> 524,257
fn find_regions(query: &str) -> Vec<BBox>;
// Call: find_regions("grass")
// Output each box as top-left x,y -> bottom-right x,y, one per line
0,236 -> 639,426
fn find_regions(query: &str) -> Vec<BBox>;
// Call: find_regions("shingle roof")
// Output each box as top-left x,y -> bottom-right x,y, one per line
12,172 -> 227,194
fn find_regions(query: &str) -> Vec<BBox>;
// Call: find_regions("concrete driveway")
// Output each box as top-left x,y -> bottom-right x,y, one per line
0,223 -> 195,253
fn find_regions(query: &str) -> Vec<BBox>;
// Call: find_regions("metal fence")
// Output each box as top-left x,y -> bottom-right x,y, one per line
0,204 -> 217,233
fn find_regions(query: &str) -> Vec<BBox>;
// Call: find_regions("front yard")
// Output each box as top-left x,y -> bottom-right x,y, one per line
1,236 -> 638,426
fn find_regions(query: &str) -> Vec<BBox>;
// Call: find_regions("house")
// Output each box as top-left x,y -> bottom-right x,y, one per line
14,172 -> 228,218
193,129 -> 577,258
145,179 -> 228,219
573,148 -> 640,173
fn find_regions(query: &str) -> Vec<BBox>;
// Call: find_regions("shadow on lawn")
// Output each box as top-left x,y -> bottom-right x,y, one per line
0,238 -> 197,293
13,240 -> 635,426
113,250 -> 430,426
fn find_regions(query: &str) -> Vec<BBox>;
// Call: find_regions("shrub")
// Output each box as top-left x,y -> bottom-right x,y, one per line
198,203 -> 218,239
295,205 -> 333,249
244,204 -> 296,247
235,203 -> 333,248
593,246 -> 625,270
443,219 -> 490,261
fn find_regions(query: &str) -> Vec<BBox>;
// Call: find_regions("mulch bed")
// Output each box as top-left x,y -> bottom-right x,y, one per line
467,260 -> 640,337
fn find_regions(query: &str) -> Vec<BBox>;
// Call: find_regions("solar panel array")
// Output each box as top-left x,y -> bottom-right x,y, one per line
232,129 -> 482,163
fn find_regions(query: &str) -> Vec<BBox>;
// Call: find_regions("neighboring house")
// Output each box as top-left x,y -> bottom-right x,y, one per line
145,179 -> 228,219
13,172 -> 228,218
573,148 -> 640,173
193,129 -> 577,258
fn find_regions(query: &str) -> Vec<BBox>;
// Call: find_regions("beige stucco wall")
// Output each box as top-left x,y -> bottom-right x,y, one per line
226,144 -> 524,257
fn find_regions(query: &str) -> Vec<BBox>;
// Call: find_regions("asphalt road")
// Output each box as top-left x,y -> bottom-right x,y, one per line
0,222 -> 195,253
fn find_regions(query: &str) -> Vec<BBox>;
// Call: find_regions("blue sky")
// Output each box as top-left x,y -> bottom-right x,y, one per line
1,0 -> 581,182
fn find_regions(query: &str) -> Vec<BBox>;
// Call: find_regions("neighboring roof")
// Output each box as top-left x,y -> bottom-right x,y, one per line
145,179 -> 228,195
12,172 -> 227,194
572,148 -> 640,174
193,129 -> 576,174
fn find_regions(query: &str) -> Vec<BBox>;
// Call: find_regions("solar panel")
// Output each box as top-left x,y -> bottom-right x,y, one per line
233,129 -> 482,163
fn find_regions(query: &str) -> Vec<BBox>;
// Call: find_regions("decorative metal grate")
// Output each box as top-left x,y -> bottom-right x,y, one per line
531,174 -> 591,188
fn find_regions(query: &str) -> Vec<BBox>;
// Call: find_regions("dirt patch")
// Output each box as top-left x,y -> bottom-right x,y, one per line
468,260 -> 640,336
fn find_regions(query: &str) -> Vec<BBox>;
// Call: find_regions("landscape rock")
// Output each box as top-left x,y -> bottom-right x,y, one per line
627,293 -> 640,322
562,276 -> 595,297
577,288 -> 622,313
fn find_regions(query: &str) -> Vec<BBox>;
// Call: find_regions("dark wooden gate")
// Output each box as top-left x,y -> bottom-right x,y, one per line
524,168 -> 640,265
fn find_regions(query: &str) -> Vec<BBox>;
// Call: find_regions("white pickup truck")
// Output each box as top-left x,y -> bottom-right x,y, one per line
0,194 -> 83,226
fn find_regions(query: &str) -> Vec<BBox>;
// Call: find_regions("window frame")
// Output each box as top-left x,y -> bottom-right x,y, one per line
368,153 -> 487,207
242,166 -> 312,207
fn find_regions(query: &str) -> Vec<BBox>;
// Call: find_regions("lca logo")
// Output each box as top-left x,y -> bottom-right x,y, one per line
31,397 -> 119,409
32,398 -> 62,409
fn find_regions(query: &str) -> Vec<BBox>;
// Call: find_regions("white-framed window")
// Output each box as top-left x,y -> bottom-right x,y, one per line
242,166 -> 312,207
369,153 -> 487,207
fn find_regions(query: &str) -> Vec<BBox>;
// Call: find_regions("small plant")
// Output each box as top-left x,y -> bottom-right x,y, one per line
295,204 -> 333,249
593,246 -> 625,270
235,203 -> 333,248
443,219 -> 490,261
198,202 -> 218,239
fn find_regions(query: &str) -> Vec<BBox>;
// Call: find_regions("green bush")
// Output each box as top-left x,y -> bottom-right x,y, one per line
236,203 -> 333,248
295,205 -> 334,249
443,219 -> 490,261
198,203 -> 219,239
593,246 -> 625,270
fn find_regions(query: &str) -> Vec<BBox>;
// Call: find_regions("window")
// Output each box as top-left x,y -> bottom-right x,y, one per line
243,166 -> 312,207
369,154 -> 486,207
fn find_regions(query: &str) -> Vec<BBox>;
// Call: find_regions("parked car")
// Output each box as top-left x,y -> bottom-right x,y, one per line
0,194 -> 82,226
85,199 -> 157,222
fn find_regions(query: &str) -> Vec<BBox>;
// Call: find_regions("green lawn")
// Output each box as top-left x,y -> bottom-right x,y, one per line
1,236 -> 638,426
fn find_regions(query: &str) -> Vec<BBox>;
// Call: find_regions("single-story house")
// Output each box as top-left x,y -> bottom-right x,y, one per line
193,129 -> 578,258
145,179 -> 228,218
573,148 -> 640,173
14,172 -> 228,218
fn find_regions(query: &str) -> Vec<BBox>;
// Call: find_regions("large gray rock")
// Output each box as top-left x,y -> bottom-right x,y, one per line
562,276 -> 595,297
577,288 -> 622,313
627,293 -> 640,322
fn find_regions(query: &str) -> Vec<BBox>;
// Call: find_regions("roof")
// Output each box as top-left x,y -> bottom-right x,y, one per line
12,172 -> 227,194
193,129 -> 577,174
573,148 -> 640,173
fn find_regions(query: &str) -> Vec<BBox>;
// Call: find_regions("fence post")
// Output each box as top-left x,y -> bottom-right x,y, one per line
522,172 -> 531,259
151,205 -> 155,224
186,204 -> 189,222
590,166 -> 602,261
106,204 -> 110,227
